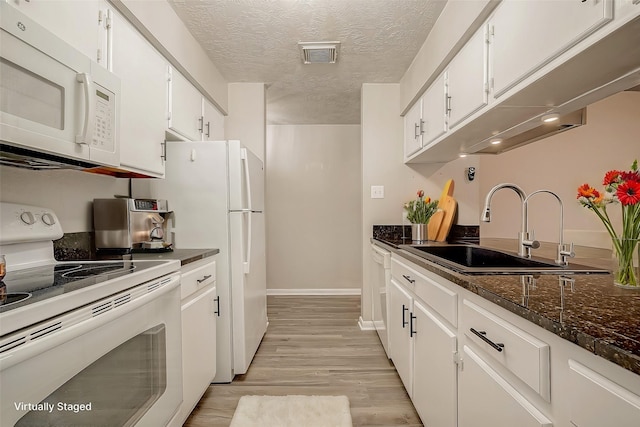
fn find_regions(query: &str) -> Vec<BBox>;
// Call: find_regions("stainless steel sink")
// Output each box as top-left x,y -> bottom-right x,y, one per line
400,244 -> 609,275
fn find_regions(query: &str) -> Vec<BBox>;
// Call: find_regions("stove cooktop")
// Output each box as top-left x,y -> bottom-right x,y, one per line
0,259 -> 180,335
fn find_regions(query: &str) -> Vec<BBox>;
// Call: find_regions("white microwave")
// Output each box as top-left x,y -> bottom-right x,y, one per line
0,3 -> 120,168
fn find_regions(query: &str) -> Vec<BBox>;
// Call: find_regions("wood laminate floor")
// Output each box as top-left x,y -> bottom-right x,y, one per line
183,295 -> 422,426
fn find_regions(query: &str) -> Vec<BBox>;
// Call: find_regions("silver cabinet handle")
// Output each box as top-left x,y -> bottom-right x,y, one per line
214,296 -> 220,316
410,313 -> 417,337
470,328 -> 504,352
197,274 -> 212,284
402,304 -> 409,328
205,121 -> 211,138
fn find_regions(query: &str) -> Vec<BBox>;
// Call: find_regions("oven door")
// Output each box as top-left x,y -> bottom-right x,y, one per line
0,274 -> 182,427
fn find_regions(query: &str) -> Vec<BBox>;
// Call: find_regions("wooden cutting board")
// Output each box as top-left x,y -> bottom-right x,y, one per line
427,210 -> 444,240
428,179 -> 455,241
435,195 -> 457,242
438,179 -> 455,206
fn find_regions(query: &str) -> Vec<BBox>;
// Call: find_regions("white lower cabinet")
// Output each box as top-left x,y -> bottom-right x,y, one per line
388,278 -> 414,396
567,359 -> 640,427
458,345 -> 553,427
385,250 -> 640,426
389,255 -> 459,425
412,300 -> 458,427
171,257 -> 218,426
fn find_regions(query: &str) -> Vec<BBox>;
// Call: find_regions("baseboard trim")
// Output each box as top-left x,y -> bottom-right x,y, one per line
358,317 -> 376,331
267,288 -> 362,296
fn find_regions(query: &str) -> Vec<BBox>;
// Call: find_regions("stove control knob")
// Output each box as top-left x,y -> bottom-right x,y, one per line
42,213 -> 56,226
20,211 -> 36,225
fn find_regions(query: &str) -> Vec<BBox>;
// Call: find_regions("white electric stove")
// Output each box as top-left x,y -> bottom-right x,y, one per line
0,202 -> 183,427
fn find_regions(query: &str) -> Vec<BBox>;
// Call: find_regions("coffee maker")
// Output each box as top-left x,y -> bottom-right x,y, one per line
93,198 -> 173,253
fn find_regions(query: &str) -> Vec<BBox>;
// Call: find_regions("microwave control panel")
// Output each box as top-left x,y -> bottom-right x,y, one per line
91,84 -> 115,152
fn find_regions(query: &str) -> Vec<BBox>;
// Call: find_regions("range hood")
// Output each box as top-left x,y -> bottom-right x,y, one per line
470,108 -> 586,155
0,144 -> 98,171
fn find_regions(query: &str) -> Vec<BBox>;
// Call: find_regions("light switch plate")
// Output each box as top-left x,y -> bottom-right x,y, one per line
371,185 -> 384,199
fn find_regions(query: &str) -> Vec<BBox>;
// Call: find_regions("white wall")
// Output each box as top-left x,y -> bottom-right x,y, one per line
226,83 -> 267,162
479,91 -> 640,248
266,125 -> 362,292
0,167 -> 128,233
361,83 -> 480,321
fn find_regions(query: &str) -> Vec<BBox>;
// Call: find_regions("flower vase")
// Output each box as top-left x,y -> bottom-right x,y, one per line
411,224 -> 428,244
613,238 -> 640,289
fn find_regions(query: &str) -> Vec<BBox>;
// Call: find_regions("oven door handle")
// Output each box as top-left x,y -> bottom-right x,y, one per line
0,275 -> 180,370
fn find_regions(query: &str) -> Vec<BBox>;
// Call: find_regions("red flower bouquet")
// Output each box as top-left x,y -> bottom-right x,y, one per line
577,160 -> 640,287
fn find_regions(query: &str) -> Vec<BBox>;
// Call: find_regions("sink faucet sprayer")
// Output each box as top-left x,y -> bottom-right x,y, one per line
523,190 -> 575,265
481,183 -> 538,258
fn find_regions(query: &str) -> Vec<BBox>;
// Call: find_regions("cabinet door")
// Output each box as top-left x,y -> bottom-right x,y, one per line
169,68 -> 203,141
403,99 -> 423,158
458,345 -> 553,427
388,278 -> 413,397
447,26 -> 488,129
111,9 -> 167,176
203,98 -> 225,141
181,285 -> 217,417
412,300 -> 457,427
490,0 -> 612,99
568,359 -> 640,427
421,73 -> 447,147
9,0 -> 106,66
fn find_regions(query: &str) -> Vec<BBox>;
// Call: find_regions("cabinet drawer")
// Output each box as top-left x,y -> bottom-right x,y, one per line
463,299 -> 550,401
181,259 -> 216,300
391,257 -> 457,327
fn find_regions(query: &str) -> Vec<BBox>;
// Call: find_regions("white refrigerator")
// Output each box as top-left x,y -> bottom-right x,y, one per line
134,140 -> 267,383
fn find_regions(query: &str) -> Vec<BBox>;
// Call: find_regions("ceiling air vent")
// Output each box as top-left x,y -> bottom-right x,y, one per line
298,41 -> 340,64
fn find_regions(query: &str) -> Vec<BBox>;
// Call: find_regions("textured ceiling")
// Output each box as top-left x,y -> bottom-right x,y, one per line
169,0 -> 447,125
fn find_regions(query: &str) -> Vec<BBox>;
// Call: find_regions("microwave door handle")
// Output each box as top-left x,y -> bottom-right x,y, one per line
75,73 -> 96,145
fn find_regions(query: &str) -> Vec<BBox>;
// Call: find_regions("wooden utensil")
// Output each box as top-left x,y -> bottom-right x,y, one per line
435,195 -> 457,242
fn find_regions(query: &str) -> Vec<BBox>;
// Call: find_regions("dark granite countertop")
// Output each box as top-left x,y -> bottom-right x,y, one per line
130,249 -> 219,266
372,236 -> 640,376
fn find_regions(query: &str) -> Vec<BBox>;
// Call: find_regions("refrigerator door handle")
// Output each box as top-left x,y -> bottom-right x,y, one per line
241,148 -> 253,211
243,210 -> 252,275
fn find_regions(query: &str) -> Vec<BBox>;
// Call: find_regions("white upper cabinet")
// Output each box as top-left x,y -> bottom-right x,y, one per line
168,69 -> 225,141
421,72 -> 447,148
168,67 -> 204,141
403,98 -> 423,158
446,26 -> 488,130
8,0 -> 109,67
203,98 -> 225,141
404,72 -> 447,160
489,0 -> 613,100
111,9 -> 167,177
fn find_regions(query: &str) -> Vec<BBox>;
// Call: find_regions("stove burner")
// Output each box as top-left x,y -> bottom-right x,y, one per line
0,292 -> 32,307
61,263 -> 137,279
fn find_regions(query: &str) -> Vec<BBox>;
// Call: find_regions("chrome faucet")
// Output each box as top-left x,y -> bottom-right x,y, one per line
523,190 -> 575,265
481,183 -> 539,257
